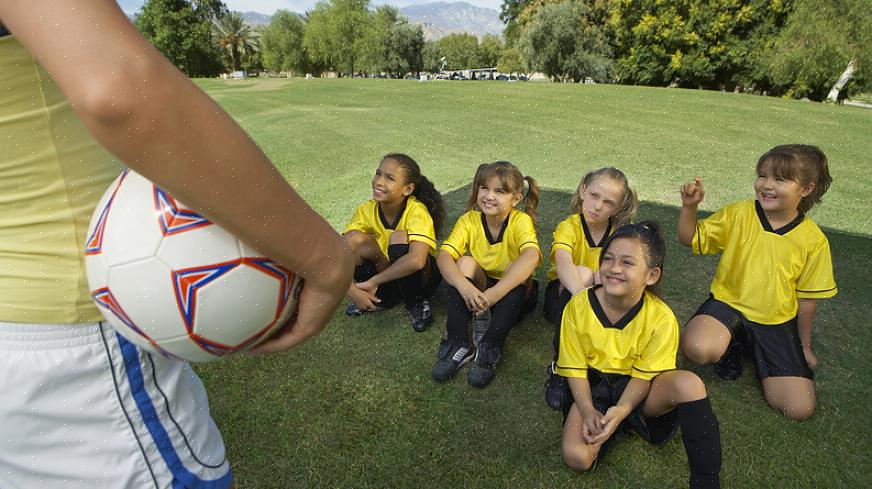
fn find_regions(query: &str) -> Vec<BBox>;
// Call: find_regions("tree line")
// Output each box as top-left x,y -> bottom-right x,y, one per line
135,0 -> 870,101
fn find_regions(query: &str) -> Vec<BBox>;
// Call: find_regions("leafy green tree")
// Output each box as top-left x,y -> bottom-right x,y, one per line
212,11 -> 261,72
261,10 -> 311,75
438,33 -> 480,70
304,0 -> 371,76
497,46 -> 526,74
519,1 -> 612,82
383,22 -> 425,75
422,40 -> 444,73
478,34 -> 503,68
770,0 -> 872,100
135,0 -> 225,76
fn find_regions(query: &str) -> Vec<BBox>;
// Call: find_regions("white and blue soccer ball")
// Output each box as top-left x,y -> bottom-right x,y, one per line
85,169 -> 301,362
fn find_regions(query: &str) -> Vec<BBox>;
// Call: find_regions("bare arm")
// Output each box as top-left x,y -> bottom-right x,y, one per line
554,249 -> 588,294
797,298 -> 818,368
362,242 -> 429,286
483,247 -> 539,305
592,377 -> 651,444
0,1 -> 354,352
678,178 -> 705,247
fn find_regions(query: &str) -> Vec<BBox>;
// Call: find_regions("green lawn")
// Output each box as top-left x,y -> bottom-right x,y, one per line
193,78 -> 872,488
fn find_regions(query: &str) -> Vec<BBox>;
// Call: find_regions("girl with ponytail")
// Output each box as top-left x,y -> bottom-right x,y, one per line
432,161 -> 541,388
343,153 -> 445,332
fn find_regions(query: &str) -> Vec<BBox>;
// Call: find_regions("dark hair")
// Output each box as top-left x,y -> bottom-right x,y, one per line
465,161 -> 541,225
570,167 -> 638,227
599,220 -> 666,296
381,153 -> 446,237
756,144 -> 832,213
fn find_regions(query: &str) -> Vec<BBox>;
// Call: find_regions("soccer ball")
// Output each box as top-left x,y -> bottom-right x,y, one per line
84,169 -> 301,362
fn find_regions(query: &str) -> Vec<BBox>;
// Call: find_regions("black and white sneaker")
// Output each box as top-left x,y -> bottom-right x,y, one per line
472,310 -> 491,348
468,341 -> 502,388
345,303 -> 386,317
431,339 -> 474,381
406,300 -> 434,332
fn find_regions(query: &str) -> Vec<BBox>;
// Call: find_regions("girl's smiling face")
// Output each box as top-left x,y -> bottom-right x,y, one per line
477,175 -> 521,218
754,163 -> 814,216
599,237 -> 660,300
372,158 -> 413,204
580,176 -> 624,226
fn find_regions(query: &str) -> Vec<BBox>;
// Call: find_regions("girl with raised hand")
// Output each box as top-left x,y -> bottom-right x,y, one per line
543,167 -> 637,411
343,153 -> 445,332
431,161 -> 541,388
558,222 -> 721,489
679,144 -> 837,421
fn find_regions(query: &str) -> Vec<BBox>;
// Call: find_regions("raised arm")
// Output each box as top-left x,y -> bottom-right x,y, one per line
0,0 -> 354,352
678,177 -> 705,247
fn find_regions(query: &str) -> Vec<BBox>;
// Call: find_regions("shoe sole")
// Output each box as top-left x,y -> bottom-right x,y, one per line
431,354 -> 474,381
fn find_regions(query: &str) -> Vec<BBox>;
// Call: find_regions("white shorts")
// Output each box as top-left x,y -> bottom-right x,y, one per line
0,321 -> 233,489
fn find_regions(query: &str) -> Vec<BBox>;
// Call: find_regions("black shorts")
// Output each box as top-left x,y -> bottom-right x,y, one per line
483,276 -> 540,315
354,245 -> 441,308
693,295 -> 813,380
563,370 -> 678,448
543,279 -> 573,326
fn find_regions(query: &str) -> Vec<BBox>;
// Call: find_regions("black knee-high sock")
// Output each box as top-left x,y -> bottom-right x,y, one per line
677,397 -> 722,489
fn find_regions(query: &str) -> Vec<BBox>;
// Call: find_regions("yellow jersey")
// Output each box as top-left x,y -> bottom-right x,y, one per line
343,195 -> 437,257
547,214 -> 612,280
441,209 -> 541,280
555,286 -> 679,381
0,35 -> 123,323
692,199 -> 837,324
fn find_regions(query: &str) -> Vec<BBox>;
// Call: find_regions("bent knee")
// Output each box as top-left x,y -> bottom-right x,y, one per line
456,256 -> 480,276
771,398 -> 816,421
673,371 -> 707,401
562,449 -> 595,472
680,332 -> 723,365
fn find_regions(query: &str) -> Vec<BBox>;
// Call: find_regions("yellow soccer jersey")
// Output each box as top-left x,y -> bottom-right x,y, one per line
441,209 -> 541,280
546,214 -> 613,280
555,286 -> 679,381
692,199 -> 837,324
343,195 -> 437,257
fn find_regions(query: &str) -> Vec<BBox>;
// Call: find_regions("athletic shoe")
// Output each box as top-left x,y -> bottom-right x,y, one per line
468,341 -> 501,388
544,361 -> 571,411
471,310 -> 491,348
713,341 -> 742,380
345,303 -> 386,317
431,339 -> 474,381
406,300 -> 433,332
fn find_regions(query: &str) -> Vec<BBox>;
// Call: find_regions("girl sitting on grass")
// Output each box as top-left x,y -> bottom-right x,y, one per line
543,167 -> 637,411
431,161 -> 541,388
557,222 -> 721,489
343,153 -> 445,332
678,144 -> 837,420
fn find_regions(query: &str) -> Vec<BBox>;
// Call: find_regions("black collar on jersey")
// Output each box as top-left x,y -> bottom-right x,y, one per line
755,200 -> 804,235
377,197 -> 408,230
481,212 -> 509,245
580,214 -> 612,248
0,26 -> 9,38
588,285 -> 645,330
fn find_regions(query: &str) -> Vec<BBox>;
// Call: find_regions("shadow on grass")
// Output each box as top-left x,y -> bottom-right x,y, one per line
198,185 -> 871,489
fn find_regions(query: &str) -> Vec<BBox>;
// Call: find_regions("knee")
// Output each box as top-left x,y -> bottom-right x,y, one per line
456,256 -> 479,277
680,331 -> 720,365
576,266 -> 595,288
562,447 -> 595,472
772,397 -> 816,421
344,231 -> 368,254
388,230 -> 408,245
672,371 -> 707,402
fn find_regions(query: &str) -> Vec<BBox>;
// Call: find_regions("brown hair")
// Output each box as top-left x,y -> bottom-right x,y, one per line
756,144 -> 832,213
465,161 -> 540,225
569,167 -> 637,227
599,221 -> 666,297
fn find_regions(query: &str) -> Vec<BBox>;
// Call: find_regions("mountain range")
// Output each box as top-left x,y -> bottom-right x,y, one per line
241,2 -> 503,40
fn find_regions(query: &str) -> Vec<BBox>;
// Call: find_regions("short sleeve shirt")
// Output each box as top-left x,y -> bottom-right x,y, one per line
343,195 -> 437,257
440,209 -> 540,279
546,214 -> 612,280
692,199 -> 837,324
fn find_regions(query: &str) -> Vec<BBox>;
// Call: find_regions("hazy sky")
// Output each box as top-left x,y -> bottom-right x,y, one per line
117,0 -> 504,15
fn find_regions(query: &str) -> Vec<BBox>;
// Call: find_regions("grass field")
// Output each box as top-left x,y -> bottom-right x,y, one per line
193,78 -> 872,488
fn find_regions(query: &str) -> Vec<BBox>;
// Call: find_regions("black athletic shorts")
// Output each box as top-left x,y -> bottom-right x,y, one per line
543,279 -> 573,327
693,295 -> 814,380
563,370 -> 678,450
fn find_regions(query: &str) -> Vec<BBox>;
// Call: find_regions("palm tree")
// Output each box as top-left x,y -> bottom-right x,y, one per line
212,11 -> 261,72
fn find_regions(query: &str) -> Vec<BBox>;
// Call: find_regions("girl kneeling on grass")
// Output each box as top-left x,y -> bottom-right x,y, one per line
678,144 -> 837,421
431,161 -> 541,388
543,167 -> 637,411
557,222 -> 721,489
343,153 -> 446,332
